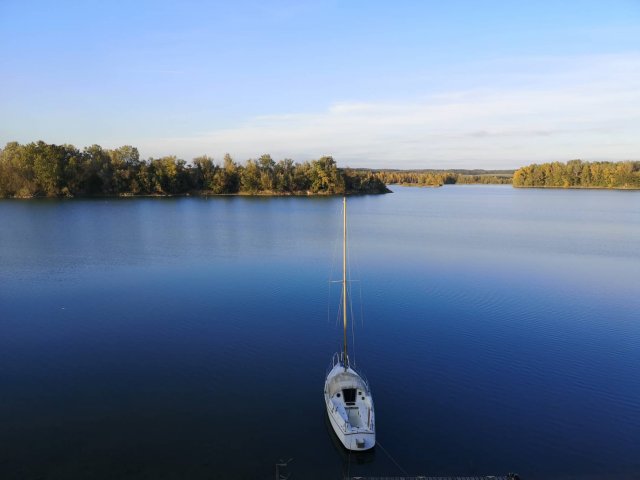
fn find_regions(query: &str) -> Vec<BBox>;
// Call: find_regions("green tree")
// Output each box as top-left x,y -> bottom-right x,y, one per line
241,159 -> 261,193
82,144 -> 111,194
149,156 -> 191,194
0,142 -> 35,196
274,158 -> 295,192
258,154 -> 275,191
109,146 -> 141,193
217,153 -> 240,193
192,155 -> 218,190
292,161 -> 312,191
309,156 -> 344,193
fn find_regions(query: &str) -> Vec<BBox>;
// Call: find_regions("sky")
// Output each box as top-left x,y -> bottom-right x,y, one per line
1,0 -> 639,169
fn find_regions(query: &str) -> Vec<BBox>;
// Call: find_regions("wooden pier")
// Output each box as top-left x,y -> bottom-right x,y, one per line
347,476 -> 518,480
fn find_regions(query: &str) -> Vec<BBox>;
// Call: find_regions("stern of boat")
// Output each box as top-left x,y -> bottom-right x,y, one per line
324,353 -> 376,451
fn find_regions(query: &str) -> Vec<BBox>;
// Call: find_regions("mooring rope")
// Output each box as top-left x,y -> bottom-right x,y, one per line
376,440 -> 410,477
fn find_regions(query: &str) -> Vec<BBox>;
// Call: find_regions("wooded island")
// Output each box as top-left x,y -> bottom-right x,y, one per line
0,141 -> 388,198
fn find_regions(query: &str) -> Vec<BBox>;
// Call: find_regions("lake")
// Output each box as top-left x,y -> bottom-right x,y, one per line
1,185 -> 639,479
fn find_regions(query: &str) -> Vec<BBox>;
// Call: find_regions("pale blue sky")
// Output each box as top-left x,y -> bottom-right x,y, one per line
1,0 -> 639,168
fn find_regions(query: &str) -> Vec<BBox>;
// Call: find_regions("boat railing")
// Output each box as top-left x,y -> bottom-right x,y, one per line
326,351 -> 345,375
326,352 -> 339,376
354,366 -> 371,392
326,352 -> 372,392
347,354 -> 371,392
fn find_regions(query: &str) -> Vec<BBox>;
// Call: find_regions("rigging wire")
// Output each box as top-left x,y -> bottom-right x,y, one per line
348,212 -> 365,330
327,203 -> 341,324
358,279 -> 364,329
350,278 -> 356,366
335,290 -> 343,328
346,202 -> 365,365
326,199 -> 367,364
346,205 -> 357,367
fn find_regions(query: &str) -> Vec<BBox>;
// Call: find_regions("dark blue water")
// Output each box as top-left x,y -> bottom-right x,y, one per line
1,186 -> 639,479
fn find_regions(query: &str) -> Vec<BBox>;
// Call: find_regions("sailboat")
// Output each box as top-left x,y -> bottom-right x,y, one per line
324,197 -> 376,451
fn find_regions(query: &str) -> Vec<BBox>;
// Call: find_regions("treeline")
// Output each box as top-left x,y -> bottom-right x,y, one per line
374,170 -> 512,186
513,160 -> 640,189
0,141 -> 390,198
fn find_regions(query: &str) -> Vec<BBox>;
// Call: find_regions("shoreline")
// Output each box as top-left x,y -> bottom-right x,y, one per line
513,185 -> 640,191
388,183 -> 443,188
2,189 -> 392,200
6,184 -> 640,199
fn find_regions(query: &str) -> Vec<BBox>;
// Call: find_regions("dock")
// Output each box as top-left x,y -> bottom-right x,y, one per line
346,476 -> 518,480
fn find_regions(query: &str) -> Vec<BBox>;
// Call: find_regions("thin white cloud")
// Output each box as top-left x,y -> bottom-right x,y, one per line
138,53 -> 640,169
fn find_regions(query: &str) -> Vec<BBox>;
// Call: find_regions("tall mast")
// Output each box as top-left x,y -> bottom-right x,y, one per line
343,196 -> 348,369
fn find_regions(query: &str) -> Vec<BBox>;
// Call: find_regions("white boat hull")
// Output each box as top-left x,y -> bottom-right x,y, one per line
324,361 -> 375,451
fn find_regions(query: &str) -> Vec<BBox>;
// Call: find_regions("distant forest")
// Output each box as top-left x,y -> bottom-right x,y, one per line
372,169 -> 513,186
513,160 -> 640,189
3,141 -> 638,197
0,141 -> 389,198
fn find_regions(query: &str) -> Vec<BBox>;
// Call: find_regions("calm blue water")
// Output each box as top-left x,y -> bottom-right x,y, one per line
1,185 -> 639,479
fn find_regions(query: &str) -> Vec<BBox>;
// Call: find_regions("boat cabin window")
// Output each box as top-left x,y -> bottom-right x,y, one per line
336,393 -> 341,398
342,388 -> 357,405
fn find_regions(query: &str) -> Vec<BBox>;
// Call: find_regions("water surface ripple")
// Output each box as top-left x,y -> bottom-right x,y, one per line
1,186 -> 639,479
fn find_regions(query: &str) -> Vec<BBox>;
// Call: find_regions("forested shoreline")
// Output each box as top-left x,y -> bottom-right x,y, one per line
513,160 -> 640,189
372,169 -> 513,186
0,141 -> 389,198
2,141 -> 639,198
